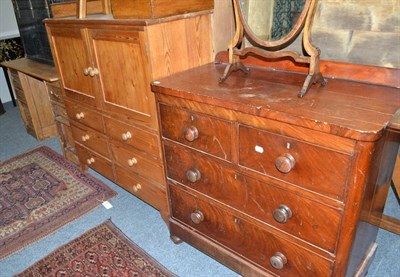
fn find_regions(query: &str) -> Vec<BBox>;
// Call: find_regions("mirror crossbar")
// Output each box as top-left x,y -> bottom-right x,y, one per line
221,0 -> 326,98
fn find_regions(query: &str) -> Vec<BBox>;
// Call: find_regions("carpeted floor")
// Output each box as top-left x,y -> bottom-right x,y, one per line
15,220 -> 177,277
0,102 -> 399,276
0,146 -> 116,260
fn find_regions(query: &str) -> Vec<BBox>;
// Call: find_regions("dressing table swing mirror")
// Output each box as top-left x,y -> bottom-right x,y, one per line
220,0 -> 326,97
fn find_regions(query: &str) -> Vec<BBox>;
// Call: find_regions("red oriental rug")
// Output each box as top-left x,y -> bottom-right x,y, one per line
16,220 -> 177,276
0,146 -> 117,260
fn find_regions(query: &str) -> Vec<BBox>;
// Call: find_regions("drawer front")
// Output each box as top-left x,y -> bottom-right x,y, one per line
13,87 -> 26,103
17,101 -> 35,134
169,185 -> 333,276
115,165 -> 167,211
165,143 -> 341,252
239,125 -> 351,200
65,100 -> 104,132
75,143 -> 114,181
47,83 -> 65,104
159,104 -> 232,160
104,117 -> 160,158
70,123 -> 110,159
9,70 -> 22,90
52,103 -> 68,119
110,141 -> 164,184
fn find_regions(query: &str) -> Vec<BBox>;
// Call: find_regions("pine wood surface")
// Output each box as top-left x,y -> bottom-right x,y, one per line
45,13 -> 213,221
1,58 -> 58,82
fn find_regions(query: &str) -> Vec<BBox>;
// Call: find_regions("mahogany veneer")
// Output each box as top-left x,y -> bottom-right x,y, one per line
152,62 -> 400,276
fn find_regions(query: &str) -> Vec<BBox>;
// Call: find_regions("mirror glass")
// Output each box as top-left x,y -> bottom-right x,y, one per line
239,0 -> 306,41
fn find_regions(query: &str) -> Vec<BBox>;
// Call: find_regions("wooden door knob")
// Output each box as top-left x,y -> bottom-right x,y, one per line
127,157 -> 138,166
86,157 -> 95,165
121,131 -> 132,141
190,210 -> 204,224
186,168 -> 201,183
270,252 -> 287,270
89,67 -> 99,77
132,183 -> 142,192
184,126 -> 199,142
275,153 -> 295,173
273,205 -> 292,224
81,134 -> 90,142
75,112 -> 85,120
83,67 -> 90,76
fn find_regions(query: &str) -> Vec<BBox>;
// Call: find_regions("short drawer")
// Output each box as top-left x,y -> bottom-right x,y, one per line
9,70 -> 22,90
75,143 -> 114,181
239,125 -> 351,201
110,141 -> 164,184
159,104 -> 232,160
115,165 -> 167,211
165,142 -> 341,252
104,117 -> 160,158
47,82 -> 64,104
52,103 -> 68,119
70,123 -> 110,159
13,87 -> 26,103
169,185 -> 333,276
65,99 -> 104,132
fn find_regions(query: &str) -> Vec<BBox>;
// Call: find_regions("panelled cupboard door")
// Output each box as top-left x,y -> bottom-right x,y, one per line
88,29 -> 156,128
49,27 -> 99,107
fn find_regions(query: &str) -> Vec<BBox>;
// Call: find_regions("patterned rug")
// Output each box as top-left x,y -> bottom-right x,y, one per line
16,220 -> 177,276
0,146 -> 117,260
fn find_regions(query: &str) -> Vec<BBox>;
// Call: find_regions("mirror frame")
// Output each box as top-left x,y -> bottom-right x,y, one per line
220,0 -> 326,98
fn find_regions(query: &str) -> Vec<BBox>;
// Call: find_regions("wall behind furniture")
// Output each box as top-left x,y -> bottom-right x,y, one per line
0,0 -> 20,103
214,0 -> 400,69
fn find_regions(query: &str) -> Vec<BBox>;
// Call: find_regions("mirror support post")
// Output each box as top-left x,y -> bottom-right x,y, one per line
220,0 -> 326,98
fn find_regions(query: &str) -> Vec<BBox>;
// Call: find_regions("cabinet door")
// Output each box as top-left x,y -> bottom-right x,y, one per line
48,27 -> 99,107
88,29 -> 156,128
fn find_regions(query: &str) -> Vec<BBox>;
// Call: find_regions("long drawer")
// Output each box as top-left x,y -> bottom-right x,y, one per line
169,185 -> 334,276
165,142 -> 342,252
159,103 -> 232,160
239,125 -> 352,201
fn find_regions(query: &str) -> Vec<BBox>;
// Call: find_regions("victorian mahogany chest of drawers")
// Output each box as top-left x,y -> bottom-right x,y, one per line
152,63 -> 400,276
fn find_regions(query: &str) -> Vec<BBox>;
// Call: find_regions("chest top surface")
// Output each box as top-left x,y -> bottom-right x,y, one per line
152,63 -> 400,141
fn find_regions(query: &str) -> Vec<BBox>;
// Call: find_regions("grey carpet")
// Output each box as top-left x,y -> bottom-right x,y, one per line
0,102 -> 399,276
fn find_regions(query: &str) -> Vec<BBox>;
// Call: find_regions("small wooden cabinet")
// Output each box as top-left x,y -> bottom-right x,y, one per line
152,63 -> 400,276
1,58 -> 78,163
45,11 -> 213,220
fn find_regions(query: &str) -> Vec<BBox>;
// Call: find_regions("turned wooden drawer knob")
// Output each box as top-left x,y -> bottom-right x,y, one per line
270,252 -> 287,270
121,131 -> 132,141
190,210 -> 204,224
127,157 -> 138,166
86,157 -> 95,165
186,168 -> 201,183
81,134 -> 90,142
275,153 -> 295,173
132,183 -> 142,192
273,205 -> 292,224
184,126 -> 199,142
75,112 -> 85,120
